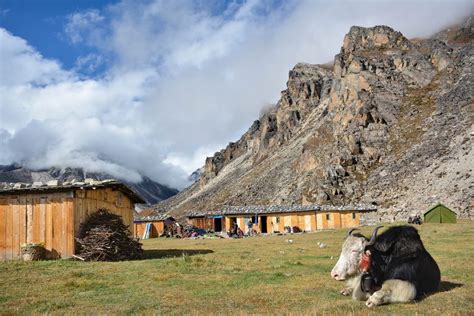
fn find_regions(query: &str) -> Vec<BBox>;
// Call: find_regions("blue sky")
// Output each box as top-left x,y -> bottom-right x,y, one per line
0,0 -> 286,75
0,0 -> 472,189
0,0 -> 117,72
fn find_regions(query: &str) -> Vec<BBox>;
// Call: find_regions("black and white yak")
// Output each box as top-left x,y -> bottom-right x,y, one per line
331,226 -> 440,307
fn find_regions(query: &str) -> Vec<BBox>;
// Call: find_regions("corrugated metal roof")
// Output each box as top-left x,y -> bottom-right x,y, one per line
0,179 -> 146,203
186,204 -> 377,217
134,213 -> 173,222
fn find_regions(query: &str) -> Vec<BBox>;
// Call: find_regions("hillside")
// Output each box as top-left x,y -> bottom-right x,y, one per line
0,164 -> 178,205
154,18 -> 473,220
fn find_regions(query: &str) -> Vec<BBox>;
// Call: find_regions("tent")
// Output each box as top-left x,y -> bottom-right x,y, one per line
423,203 -> 457,223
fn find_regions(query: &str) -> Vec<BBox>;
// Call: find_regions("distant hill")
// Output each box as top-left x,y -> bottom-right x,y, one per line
0,164 -> 178,205
152,17 -> 473,220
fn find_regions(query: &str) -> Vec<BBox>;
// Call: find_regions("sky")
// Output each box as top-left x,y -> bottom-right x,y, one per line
0,0 -> 472,189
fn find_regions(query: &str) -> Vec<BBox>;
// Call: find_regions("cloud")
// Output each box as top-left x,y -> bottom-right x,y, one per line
73,53 -> 105,74
0,0 -> 472,190
0,28 -> 70,87
0,29 -> 187,188
64,9 -> 105,44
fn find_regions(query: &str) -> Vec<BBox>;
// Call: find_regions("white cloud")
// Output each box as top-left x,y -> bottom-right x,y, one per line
0,0 -> 472,190
0,29 -> 187,188
74,53 -> 105,74
64,9 -> 105,44
0,28 -> 70,87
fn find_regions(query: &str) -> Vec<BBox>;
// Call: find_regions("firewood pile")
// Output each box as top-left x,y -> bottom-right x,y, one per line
76,209 -> 144,261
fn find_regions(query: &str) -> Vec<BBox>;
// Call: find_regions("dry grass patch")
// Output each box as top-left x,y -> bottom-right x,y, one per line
0,221 -> 473,314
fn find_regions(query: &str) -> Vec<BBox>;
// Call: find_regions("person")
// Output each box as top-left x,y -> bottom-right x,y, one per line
247,219 -> 253,237
230,222 -> 238,237
176,223 -> 182,237
413,215 -> 422,225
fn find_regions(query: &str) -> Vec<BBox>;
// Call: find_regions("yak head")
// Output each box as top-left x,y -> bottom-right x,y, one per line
330,226 -> 383,281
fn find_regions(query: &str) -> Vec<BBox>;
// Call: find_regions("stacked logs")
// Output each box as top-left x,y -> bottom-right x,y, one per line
76,209 -> 144,261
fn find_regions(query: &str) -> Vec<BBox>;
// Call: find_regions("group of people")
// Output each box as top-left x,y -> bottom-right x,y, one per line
228,223 -> 244,238
228,219 -> 257,238
407,215 -> 422,225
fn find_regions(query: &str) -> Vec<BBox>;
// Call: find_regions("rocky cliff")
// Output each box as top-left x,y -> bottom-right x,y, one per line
0,164 -> 178,205
155,18 -> 473,220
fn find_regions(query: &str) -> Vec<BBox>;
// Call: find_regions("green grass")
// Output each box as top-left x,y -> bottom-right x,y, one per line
1,221 -> 473,314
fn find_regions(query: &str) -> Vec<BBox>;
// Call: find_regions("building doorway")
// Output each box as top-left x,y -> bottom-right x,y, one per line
260,216 -> 267,233
214,217 -> 223,232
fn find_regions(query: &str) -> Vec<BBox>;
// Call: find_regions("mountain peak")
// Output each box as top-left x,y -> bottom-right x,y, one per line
151,20 -> 473,221
342,25 -> 412,54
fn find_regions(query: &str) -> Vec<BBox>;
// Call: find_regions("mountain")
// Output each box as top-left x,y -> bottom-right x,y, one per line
187,168 -> 202,183
152,17 -> 473,221
0,164 -> 178,205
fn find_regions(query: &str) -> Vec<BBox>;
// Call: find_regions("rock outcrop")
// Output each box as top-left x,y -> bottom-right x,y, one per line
199,63 -> 333,186
154,18 -> 474,220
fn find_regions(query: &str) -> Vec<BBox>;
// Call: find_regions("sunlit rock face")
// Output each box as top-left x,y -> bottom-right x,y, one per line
154,18 -> 474,221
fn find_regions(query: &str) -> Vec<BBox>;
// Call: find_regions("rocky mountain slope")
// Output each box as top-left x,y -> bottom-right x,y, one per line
155,18 -> 473,220
0,164 -> 178,205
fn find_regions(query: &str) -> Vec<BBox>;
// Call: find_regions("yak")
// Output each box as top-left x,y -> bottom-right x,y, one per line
331,226 -> 440,307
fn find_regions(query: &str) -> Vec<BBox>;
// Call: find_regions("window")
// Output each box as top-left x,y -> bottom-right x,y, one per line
326,214 -> 331,220
352,212 -> 356,219
276,217 -> 280,223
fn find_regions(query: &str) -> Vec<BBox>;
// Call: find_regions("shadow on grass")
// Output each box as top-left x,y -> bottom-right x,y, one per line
417,281 -> 463,301
144,249 -> 214,259
438,280 -> 463,293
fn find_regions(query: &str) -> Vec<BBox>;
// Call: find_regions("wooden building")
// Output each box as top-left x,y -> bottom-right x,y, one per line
134,209 -> 175,239
187,204 -> 376,234
187,214 -> 221,232
0,180 -> 145,260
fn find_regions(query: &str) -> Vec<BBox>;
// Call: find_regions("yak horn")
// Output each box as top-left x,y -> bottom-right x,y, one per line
366,226 -> 383,246
347,228 -> 359,237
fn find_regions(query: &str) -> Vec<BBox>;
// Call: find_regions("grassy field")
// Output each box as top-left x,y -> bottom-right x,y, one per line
1,221 -> 473,314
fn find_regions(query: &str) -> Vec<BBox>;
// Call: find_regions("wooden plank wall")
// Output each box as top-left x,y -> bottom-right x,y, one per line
259,211 -> 362,232
0,188 -> 135,260
73,187 -> 135,239
183,211 -> 361,239
294,212 -> 317,231
224,217 -> 232,232
189,218 -> 213,231
134,221 -> 164,239
327,212 -> 336,229
0,192 -> 74,260
134,223 -> 145,238
201,211 -> 362,234
265,212 -> 317,233
340,211 -> 360,228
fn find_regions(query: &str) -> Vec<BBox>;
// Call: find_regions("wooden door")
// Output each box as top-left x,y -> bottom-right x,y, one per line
304,215 -> 312,231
